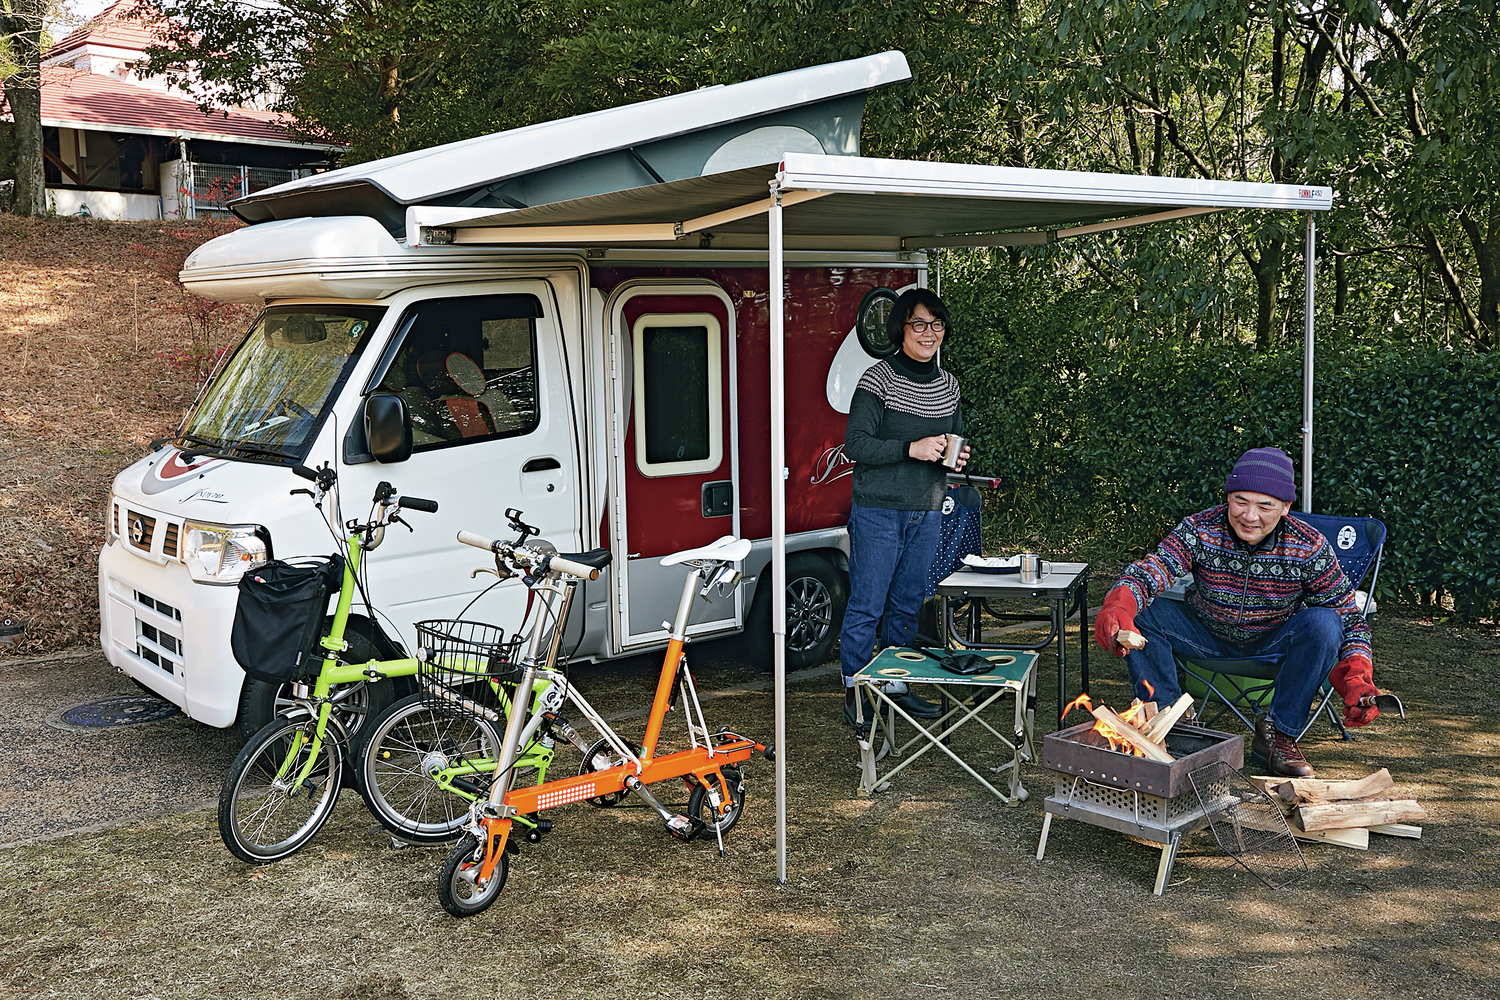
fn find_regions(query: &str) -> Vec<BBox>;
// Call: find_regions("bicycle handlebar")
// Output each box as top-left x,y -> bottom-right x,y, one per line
456,530 -> 601,581
548,554 -> 599,581
292,464 -> 318,481
399,496 -> 439,514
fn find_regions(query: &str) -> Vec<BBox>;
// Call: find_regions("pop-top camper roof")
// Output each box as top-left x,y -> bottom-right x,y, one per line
231,51 -> 912,233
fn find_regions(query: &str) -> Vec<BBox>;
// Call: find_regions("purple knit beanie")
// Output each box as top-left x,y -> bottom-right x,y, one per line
1224,447 -> 1296,502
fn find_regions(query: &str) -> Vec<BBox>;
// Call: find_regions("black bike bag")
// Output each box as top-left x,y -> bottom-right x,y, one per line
230,556 -> 345,685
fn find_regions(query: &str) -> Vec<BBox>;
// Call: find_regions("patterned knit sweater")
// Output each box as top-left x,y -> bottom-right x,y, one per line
844,352 -> 962,511
1111,505 -> 1372,662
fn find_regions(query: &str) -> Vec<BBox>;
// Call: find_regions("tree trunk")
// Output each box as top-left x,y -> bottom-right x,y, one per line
2,0 -> 46,216
6,83 -> 45,215
1249,239 -> 1284,350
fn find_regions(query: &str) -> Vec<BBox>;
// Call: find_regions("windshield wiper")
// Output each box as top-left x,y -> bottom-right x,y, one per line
175,433 -> 299,464
218,441 -> 302,461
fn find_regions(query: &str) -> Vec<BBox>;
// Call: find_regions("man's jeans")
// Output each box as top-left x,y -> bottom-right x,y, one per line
1127,598 -> 1343,737
839,502 -> 942,687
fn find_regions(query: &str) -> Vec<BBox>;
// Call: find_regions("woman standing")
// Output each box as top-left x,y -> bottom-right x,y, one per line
838,288 -> 968,729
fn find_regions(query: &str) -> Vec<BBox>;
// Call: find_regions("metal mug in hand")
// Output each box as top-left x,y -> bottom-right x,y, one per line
1018,552 -> 1052,584
941,434 -> 967,470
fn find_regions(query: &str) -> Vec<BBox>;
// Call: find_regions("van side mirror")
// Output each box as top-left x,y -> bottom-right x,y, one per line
365,392 -> 413,464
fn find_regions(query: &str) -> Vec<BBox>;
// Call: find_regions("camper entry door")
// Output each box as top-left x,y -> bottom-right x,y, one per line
609,286 -> 739,649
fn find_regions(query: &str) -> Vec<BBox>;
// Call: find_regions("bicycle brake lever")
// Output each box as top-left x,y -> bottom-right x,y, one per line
388,512 -> 414,533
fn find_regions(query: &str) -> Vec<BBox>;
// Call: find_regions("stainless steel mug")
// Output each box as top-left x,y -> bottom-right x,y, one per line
1018,552 -> 1052,584
941,434 -> 967,470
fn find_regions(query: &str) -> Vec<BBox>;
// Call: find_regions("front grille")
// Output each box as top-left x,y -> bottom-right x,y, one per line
162,523 -> 180,559
126,511 -> 156,552
134,591 -> 182,622
130,589 -> 185,675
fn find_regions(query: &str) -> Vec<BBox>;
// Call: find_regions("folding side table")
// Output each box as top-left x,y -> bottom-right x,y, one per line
852,646 -> 1039,806
935,563 -> 1090,728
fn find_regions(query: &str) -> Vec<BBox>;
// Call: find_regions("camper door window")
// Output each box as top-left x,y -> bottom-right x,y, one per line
377,294 -> 543,450
631,312 -> 724,478
182,305 -> 386,460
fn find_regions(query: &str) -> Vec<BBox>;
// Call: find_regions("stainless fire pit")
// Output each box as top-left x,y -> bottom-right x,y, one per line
1035,721 -> 1244,895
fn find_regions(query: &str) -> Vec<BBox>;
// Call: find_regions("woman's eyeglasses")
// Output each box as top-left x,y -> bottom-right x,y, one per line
904,319 -> 946,333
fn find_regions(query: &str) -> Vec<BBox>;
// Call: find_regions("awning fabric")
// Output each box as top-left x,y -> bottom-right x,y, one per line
424,152 -> 1333,248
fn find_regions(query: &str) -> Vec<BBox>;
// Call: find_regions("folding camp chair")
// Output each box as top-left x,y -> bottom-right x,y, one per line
1173,513 -> 1388,742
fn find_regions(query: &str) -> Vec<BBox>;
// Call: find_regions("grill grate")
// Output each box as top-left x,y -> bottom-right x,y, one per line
1191,761 -> 1308,889
163,522 -> 180,558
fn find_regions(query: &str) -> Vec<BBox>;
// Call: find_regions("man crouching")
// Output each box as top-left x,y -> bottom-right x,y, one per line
1092,447 -> 1380,777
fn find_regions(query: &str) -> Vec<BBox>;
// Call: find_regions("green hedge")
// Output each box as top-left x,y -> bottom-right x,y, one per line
949,335 -> 1500,614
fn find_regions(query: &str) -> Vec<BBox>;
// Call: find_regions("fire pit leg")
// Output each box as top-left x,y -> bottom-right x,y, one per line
1153,833 -> 1183,896
1036,813 -> 1054,861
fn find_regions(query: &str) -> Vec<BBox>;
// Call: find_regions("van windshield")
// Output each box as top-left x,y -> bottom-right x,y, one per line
180,306 -> 386,460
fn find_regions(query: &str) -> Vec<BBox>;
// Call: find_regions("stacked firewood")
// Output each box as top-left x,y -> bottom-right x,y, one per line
1249,768 -> 1426,850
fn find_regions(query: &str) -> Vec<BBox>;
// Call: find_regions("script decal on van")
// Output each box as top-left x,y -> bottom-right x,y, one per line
179,488 -> 229,505
810,444 -> 855,485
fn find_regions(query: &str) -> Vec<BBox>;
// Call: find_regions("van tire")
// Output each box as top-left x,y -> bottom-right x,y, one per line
745,552 -> 847,670
236,614 -> 398,743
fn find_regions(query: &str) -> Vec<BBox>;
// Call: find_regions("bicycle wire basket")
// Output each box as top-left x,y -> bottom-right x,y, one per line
414,619 -> 525,723
1189,760 -> 1308,889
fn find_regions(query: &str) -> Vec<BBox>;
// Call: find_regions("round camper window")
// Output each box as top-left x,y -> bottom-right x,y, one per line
855,287 -> 900,359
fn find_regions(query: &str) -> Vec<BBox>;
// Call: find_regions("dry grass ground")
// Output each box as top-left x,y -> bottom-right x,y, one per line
2,614 -> 1499,1000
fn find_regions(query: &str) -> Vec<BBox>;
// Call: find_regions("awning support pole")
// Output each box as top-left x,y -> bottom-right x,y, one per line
1302,211 -> 1316,514
769,183 -> 788,884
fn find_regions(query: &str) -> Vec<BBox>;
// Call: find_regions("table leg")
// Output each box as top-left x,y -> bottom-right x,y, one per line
1053,597 -> 1067,727
1078,576 -> 1090,693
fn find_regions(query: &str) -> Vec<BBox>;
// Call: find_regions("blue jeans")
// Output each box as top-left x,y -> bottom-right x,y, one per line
1126,598 -> 1343,737
839,502 -> 943,687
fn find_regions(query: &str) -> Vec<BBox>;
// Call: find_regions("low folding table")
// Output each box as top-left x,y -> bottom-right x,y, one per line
852,646 -> 1039,806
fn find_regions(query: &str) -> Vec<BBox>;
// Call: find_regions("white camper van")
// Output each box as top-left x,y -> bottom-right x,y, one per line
98,53 -> 923,733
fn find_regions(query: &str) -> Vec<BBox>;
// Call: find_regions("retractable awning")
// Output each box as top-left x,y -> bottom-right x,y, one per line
410,152 -> 1331,249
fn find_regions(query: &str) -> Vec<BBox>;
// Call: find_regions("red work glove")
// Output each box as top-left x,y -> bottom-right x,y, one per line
1329,653 -> 1380,727
1093,587 -> 1139,658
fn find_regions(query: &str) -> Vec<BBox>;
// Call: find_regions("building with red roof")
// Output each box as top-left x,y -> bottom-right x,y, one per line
13,1 -> 339,220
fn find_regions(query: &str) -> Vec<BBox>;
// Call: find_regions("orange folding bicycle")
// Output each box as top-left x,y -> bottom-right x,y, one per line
437,525 -> 772,916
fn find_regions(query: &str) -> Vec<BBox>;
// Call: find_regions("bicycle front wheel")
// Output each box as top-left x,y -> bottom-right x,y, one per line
439,833 -> 508,918
218,715 -> 344,864
356,694 -> 504,844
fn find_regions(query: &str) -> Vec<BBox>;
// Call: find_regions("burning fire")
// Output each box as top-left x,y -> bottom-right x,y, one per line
1061,691 -> 1158,758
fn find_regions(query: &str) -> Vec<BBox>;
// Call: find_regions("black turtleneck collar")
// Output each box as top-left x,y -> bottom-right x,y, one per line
890,349 -> 938,380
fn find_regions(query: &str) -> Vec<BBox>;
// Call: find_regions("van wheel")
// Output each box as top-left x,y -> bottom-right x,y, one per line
745,553 -> 847,670
236,615 -> 395,742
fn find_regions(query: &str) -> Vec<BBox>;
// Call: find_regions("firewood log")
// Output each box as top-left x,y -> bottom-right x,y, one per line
1272,768 -> 1395,806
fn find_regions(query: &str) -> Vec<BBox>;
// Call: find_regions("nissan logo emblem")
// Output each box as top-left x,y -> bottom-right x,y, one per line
129,517 -> 145,545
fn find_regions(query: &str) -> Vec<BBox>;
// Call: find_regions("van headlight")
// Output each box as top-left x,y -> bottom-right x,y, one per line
181,521 -> 272,584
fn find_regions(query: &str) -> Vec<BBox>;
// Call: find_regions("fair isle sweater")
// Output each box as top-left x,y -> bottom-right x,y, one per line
1111,505 -> 1372,662
844,351 -> 963,511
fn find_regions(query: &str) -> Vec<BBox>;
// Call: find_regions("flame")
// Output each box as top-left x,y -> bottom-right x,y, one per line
1063,694 -> 1156,757
1061,692 -> 1094,720
1142,679 -> 1155,699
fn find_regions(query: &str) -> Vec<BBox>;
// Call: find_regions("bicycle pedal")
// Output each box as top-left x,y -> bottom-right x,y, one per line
664,814 -> 702,841
388,837 -> 411,851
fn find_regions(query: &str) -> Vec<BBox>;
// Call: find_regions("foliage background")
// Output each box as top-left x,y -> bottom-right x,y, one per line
122,0 -> 1500,612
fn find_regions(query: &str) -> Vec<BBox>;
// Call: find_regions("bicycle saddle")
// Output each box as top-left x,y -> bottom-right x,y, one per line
660,536 -> 751,566
556,548 -> 613,570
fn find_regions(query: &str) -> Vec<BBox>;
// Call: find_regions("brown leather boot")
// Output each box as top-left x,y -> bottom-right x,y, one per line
1252,716 -> 1315,778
